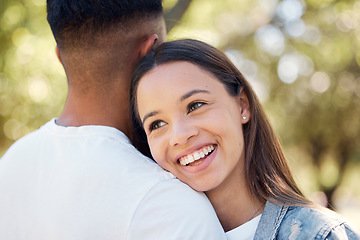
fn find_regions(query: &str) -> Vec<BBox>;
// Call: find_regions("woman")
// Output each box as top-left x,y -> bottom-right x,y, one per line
130,39 -> 359,239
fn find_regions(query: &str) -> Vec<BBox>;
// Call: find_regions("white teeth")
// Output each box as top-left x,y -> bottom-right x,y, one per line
183,156 -> 188,165
179,145 -> 215,166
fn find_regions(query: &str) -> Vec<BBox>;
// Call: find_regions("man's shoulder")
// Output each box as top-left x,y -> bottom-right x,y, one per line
128,177 -> 227,239
1,118 -> 175,183
1,122 -> 47,159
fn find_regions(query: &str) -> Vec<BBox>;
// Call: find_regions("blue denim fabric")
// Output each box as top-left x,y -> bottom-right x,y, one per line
254,201 -> 360,240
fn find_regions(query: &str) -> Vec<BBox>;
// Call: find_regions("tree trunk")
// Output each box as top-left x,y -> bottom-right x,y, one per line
164,0 -> 193,32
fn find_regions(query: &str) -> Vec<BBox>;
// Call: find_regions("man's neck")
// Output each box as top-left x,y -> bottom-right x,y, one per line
57,90 -> 133,140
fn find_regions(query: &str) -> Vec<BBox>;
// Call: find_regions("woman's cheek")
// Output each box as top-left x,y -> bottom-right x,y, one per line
150,134 -> 175,172
153,152 -> 171,172
149,140 -> 165,165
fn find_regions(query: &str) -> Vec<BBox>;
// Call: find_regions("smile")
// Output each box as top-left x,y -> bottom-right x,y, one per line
179,145 -> 215,166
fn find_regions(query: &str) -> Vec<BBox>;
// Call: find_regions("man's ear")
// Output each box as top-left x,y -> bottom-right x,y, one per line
55,45 -> 62,64
238,88 -> 251,123
139,34 -> 158,57
129,34 -> 159,68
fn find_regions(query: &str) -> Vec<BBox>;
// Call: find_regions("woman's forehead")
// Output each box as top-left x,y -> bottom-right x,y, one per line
138,61 -> 219,89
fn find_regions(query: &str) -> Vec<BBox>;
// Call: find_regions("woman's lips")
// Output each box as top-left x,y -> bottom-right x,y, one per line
179,144 -> 215,166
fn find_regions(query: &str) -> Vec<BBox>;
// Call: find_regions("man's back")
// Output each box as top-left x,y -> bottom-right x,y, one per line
0,119 -> 226,239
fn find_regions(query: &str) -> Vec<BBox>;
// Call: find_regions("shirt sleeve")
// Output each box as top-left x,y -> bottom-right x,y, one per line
325,223 -> 360,240
127,178 -> 227,240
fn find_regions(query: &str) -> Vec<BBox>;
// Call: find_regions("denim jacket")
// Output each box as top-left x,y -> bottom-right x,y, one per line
254,201 -> 360,240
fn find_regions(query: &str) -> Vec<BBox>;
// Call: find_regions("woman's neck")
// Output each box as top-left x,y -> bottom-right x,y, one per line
205,168 -> 264,232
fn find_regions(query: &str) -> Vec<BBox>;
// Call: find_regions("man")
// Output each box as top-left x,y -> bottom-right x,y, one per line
0,1 -> 226,239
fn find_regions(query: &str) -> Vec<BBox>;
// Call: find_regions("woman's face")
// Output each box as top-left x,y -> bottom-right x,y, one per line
136,61 -> 250,192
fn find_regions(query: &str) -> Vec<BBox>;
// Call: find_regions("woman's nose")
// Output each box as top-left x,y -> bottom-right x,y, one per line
169,119 -> 198,147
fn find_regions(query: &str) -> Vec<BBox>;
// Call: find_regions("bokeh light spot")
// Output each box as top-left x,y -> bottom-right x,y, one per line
28,77 -> 49,102
4,119 -> 29,141
285,19 -> 306,38
302,25 -> 322,45
276,0 -> 305,22
278,54 -> 299,84
0,3 -> 26,30
255,24 -> 285,56
310,72 -> 330,93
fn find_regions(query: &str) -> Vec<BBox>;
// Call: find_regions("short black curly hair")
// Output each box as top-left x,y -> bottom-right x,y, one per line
47,0 -> 163,50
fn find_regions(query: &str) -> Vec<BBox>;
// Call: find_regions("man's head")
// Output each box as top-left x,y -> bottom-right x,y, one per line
47,0 -> 165,92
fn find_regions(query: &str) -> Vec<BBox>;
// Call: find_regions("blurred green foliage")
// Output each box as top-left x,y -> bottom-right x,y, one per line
0,0 -> 66,154
1,0 -> 359,229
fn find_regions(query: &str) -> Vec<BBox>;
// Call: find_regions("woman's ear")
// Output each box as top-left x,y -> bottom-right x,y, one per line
238,88 -> 251,124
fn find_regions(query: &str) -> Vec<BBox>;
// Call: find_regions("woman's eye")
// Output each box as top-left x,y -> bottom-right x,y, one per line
149,120 -> 166,132
188,102 -> 205,113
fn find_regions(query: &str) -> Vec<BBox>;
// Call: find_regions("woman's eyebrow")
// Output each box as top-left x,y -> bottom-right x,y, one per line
142,89 -> 210,124
142,111 -> 158,125
180,89 -> 210,102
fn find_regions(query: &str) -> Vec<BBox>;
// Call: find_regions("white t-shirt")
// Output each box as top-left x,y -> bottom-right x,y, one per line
226,214 -> 262,240
0,119 -> 226,240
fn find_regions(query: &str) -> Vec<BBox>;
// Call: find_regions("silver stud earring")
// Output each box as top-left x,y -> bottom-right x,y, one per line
243,116 -> 247,120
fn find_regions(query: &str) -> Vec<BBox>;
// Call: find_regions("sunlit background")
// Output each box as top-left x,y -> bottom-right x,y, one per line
1,0 -> 359,231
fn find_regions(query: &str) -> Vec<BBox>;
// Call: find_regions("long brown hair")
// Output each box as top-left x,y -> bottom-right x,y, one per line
130,39 -> 312,207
